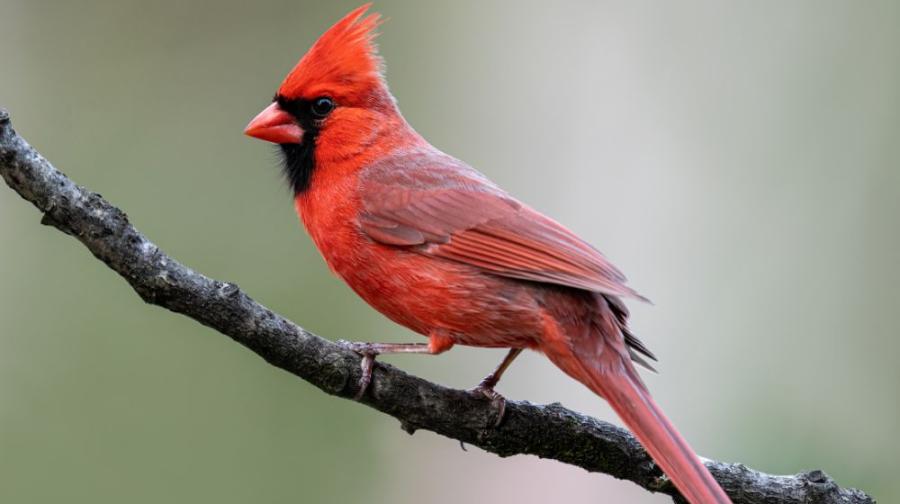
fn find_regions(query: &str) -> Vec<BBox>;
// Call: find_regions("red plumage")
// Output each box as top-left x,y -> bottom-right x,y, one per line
245,5 -> 731,504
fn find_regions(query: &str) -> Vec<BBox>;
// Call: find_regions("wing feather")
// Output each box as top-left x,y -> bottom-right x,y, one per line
358,152 -> 645,300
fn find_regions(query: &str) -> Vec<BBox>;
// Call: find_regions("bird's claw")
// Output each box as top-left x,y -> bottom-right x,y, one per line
339,340 -> 381,400
468,383 -> 508,428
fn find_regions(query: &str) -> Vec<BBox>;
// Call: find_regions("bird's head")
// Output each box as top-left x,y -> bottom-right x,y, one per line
245,4 -> 399,193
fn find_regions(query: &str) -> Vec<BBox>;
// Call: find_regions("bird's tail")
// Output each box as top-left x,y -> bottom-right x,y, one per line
543,326 -> 731,503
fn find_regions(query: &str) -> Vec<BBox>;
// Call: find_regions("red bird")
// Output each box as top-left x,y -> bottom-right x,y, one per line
245,5 -> 731,504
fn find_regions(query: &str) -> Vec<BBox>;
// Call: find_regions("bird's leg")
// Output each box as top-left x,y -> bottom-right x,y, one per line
341,332 -> 454,400
469,348 -> 524,426
345,342 -> 432,400
476,348 -> 524,391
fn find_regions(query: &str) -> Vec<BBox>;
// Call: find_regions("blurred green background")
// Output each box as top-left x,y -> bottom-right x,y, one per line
2,1 -> 898,502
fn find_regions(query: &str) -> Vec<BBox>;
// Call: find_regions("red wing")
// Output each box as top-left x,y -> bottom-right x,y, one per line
358,154 -> 644,300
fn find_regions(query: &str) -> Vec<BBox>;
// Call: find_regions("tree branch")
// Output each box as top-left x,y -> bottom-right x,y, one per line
0,109 -> 874,504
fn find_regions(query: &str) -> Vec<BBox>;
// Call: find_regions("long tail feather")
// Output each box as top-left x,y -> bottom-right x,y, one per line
571,357 -> 731,504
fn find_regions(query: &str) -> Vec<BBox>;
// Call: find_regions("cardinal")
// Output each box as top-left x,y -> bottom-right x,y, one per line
244,5 -> 731,503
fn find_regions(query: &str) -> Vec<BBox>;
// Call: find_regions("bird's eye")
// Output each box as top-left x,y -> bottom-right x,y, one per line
311,97 -> 335,118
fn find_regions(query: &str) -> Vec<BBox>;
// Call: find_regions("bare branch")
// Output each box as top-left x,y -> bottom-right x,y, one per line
0,109 -> 875,504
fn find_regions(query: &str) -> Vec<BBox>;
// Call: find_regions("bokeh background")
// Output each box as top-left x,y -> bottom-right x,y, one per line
2,1 -> 898,502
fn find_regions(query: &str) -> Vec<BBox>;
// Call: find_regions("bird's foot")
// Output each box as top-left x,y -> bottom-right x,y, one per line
338,340 -> 435,400
339,341 -> 381,400
468,380 -> 508,428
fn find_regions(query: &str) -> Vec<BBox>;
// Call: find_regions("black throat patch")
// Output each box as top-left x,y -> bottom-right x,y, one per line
275,96 -> 322,194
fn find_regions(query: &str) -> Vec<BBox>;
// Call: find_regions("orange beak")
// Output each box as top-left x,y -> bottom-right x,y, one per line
244,102 -> 304,144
